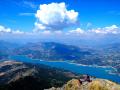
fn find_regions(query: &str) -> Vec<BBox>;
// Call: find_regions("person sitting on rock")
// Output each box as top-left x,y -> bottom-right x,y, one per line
78,79 -> 82,85
84,74 -> 91,82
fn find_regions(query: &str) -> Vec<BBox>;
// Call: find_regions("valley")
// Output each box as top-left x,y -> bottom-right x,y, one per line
0,41 -> 120,83
13,42 -> 120,75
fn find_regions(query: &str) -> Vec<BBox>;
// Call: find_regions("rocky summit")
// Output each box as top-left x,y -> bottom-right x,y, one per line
45,79 -> 120,90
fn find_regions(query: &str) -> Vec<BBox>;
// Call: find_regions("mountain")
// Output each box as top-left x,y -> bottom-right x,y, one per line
0,41 -> 120,90
0,40 -> 19,60
0,60 -> 79,90
0,40 -> 120,75
14,42 -> 92,61
46,79 -> 120,90
13,42 -> 120,74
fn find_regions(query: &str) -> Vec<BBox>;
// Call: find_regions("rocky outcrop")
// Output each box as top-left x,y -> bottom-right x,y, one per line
0,60 -> 36,84
0,60 -> 79,90
45,79 -> 120,90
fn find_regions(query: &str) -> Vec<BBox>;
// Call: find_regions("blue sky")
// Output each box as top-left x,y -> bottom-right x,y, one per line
0,0 -> 120,32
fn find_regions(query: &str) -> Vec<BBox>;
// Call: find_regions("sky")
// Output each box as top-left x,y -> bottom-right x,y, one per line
0,0 -> 120,45
0,0 -> 120,31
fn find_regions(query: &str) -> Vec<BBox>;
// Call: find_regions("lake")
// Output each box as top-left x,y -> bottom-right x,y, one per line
10,55 -> 120,83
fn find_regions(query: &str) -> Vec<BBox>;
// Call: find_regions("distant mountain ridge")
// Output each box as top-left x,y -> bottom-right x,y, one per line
14,42 -> 92,61
0,41 -> 120,75
0,40 -> 20,60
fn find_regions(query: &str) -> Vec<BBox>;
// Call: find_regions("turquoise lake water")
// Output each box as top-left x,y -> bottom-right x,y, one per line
10,55 -> 120,83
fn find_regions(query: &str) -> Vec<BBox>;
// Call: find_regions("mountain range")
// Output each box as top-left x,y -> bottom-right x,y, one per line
0,40 -> 120,90
0,40 -> 120,75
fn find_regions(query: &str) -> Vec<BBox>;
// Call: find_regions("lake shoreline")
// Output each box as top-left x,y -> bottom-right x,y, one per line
9,55 -> 120,83
20,55 -> 120,76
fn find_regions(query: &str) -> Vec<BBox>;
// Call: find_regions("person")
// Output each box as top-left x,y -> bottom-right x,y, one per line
84,74 -> 91,82
78,79 -> 82,85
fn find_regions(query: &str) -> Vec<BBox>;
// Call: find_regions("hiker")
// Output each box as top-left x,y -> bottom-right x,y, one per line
84,74 -> 91,82
78,79 -> 82,85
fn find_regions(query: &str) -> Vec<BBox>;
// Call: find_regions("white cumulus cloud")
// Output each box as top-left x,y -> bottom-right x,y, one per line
90,25 -> 120,34
68,28 -> 85,34
34,2 -> 78,31
0,25 -> 11,33
66,25 -> 120,36
0,25 -> 24,34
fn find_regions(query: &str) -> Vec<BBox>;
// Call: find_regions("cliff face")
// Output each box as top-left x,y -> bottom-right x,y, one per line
45,79 -> 120,90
